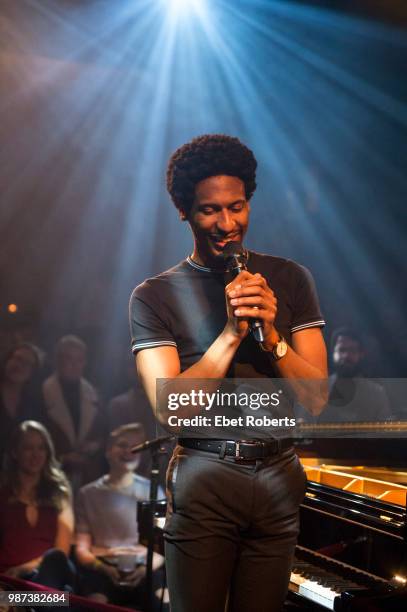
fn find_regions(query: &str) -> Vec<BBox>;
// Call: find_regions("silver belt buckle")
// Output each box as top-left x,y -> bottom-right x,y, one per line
235,439 -> 258,459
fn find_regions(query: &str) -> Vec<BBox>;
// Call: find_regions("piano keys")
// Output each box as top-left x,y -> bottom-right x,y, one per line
289,545 -> 393,610
292,421 -> 407,610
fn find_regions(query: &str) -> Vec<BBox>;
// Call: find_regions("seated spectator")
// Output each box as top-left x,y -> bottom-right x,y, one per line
0,420 -> 74,591
0,343 -> 45,462
75,423 -> 165,608
42,335 -> 105,492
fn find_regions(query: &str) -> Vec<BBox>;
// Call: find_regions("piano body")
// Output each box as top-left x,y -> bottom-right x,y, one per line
290,421 -> 407,611
139,421 -> 407,611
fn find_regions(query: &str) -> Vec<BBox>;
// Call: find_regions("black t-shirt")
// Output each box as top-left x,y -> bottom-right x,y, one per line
130,251 -> 325,439
129,251 -> 324,377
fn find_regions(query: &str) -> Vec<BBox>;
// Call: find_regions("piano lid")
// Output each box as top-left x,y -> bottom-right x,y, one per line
295,422 -> 407,469
299,461 -> 407,540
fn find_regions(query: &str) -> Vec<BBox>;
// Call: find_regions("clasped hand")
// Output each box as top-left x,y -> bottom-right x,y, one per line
225,271 -> 278,345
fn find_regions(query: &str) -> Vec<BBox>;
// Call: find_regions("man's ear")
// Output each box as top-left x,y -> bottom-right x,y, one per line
179,209 -> 188,221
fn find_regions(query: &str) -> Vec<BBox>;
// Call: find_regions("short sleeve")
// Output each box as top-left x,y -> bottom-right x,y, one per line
75,488 -> 90,535
129,283 -> 177,354
290,264 -> 325,334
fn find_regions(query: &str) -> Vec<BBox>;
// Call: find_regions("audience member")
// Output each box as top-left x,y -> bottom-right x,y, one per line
319,326 -> 392,423
0,343 -> 45,463
42,335 -> 105,492
74,423 -> 165,609
0,420 -> 74,591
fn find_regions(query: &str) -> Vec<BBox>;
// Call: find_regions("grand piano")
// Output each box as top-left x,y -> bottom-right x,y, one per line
289,421 -> 407,611
139,421 -> 407,611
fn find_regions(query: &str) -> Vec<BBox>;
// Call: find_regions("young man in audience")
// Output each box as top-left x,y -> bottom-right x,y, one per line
74,422 -> 165,608
42,335 -> 105,492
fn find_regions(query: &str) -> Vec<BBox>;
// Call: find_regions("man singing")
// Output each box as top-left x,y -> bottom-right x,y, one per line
129,134 -> 327,611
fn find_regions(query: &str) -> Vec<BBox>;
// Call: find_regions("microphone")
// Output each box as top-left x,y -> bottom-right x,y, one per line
222,241 -> 264,343
131,435 -> 174,455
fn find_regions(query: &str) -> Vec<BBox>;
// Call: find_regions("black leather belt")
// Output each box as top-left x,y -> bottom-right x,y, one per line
179,438 -> 294,460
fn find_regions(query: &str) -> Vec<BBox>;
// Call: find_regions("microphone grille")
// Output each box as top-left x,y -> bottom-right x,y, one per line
222,241 -> 245,260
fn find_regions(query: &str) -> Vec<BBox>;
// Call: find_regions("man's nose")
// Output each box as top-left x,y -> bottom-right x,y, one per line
216,210 -> 235,233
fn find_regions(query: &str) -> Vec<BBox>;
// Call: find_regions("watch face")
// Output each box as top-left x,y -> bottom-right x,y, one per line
275,340 -> 287,358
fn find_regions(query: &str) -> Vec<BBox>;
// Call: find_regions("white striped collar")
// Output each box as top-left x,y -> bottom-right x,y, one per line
186,256 -> 216,272
186,251 -> 250,273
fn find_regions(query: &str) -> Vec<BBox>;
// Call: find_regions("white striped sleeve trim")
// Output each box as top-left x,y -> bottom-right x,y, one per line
291,320 -> 326,333
132,340 -> 177,353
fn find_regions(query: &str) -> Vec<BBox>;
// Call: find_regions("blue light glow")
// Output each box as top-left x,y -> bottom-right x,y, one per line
0,0 -> 406,381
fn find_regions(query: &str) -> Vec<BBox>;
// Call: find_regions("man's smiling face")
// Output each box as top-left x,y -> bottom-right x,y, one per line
185,175 -> 250,267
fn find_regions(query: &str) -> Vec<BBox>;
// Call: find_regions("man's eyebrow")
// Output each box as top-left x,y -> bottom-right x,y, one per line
197,199 -> 246,207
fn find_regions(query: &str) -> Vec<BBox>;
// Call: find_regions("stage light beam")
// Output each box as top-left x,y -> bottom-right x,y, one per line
164,0 -> 207,21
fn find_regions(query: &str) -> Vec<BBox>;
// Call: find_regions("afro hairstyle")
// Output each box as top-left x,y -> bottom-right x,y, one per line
166,134 -> 257,215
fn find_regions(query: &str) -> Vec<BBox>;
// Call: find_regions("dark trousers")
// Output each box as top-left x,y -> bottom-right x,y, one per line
79,565 -> 165,611
164,445 -> 307,612
23,549 -> 75,592
21,549 -> 76,612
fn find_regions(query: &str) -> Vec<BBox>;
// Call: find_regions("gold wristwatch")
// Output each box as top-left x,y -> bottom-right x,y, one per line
261,334 -> 288,360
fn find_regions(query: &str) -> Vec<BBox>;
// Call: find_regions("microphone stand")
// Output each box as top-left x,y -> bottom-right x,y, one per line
132,436 -> 173,611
